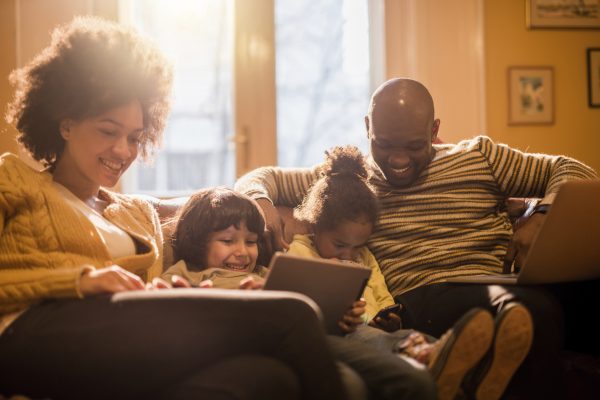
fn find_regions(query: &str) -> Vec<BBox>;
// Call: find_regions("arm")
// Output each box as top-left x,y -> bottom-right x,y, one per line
479,136 -> 597,201
478,136 -> 598,269
235,166 -> 321,250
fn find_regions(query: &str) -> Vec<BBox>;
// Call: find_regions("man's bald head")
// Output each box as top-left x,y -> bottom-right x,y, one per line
365,78 -> 440,187
367,78 -> 435,124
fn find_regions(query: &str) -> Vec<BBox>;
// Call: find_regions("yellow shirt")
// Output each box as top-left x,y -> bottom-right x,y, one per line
288,234 -> 395,322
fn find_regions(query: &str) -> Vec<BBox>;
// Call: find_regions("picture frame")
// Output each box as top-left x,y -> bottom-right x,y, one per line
527,0 -> 600,29
508,66 -> 554,125
588,48 -> 600,107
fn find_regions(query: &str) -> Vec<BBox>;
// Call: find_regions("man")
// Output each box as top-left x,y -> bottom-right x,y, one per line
235,78 -> 598,399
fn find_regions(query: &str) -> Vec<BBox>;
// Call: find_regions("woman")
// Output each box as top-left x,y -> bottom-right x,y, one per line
0,16 -> 345,400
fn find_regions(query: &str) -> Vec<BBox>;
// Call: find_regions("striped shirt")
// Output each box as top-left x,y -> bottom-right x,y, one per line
235,136 -> 597,297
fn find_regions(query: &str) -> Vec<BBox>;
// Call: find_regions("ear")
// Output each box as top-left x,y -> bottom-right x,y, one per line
431,118 -> 440,142
364,115 -> 370,139
59,119 -> 73,140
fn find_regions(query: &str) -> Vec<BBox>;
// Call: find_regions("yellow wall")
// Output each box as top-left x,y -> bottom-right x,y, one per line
0,0 -> 18,155
0,0 -> 117,159
485,0 -> 600,172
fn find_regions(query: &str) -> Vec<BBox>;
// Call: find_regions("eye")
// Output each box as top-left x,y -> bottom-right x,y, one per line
128,135 -> 142,145
99,129 -> 117,137
246,240 -> 258,246
219,239 -> 234,244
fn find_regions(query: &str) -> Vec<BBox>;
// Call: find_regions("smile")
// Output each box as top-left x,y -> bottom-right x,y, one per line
224,263 -> 250,271
100,158 -> 124,172
390,166 -> 410,174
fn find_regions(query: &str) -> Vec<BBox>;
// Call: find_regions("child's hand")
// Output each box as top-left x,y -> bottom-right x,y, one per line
338,299 -> 367,334
239,276 -> 265,290
369,312 -> 402,332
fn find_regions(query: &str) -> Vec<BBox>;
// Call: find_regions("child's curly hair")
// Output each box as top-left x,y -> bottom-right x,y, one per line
171,187 -> 268,270
5,16 -> 173,167
294,145 -> 379,232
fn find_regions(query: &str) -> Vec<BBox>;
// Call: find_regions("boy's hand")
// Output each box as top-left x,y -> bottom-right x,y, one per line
369,312 -> 402,332
145,275 -> 199,289
338,299 -> 367,334
239,276 -> 265,290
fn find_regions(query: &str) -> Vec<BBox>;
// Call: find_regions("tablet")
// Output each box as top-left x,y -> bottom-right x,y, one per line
263,252 -> 372,334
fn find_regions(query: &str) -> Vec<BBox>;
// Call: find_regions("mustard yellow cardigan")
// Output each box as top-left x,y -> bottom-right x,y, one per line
0,153 -> 163,317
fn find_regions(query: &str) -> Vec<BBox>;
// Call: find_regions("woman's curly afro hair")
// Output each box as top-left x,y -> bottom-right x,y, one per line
5,16 -> 173,167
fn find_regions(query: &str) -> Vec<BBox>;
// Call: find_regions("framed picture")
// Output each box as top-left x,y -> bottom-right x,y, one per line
508,67 -> 554,125
527,0 -> 600,29
588,48 -> 600,107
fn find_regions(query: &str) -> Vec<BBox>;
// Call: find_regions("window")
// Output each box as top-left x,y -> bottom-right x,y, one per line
275,0 -> 374,167
121,0 -> 381,195
122,0 -> 235,196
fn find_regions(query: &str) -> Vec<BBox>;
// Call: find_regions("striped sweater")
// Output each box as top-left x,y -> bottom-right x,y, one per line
235,136 -> 598,296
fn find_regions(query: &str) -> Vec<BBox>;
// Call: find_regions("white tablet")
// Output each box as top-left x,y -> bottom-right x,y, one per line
263,252 -> 372,334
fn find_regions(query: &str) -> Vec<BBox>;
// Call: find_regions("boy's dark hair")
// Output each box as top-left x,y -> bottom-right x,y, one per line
171,187 -> 267,270
294,145 -> 379,232
5,16 -> 173,167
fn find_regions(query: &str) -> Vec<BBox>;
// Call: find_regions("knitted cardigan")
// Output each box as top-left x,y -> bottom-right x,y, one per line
235,136 -> 598,297
0,153 -> 163,317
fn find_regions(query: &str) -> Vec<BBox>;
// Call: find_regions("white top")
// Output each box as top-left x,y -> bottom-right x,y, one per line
53,182 -> 136,259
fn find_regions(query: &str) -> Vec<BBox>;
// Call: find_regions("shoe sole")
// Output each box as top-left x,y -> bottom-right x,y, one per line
432,309 -> 494,400
475,304 -> 533,400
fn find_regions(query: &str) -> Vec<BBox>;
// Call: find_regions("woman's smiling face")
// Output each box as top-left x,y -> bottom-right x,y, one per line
57,100 -> 144,192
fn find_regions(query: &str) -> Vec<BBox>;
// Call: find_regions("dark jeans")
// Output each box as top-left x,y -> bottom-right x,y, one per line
329,332 -> 437,400
0,289 -> 345,400
395,280 -> 600,399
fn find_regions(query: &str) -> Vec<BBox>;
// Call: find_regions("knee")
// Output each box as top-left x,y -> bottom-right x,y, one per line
161,356 -> 301,400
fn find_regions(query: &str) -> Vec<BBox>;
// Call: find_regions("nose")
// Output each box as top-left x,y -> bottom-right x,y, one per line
234,242 -> 250,257
112,136 -> 133,159
339,249 -> 354,261
388,151 -> 409,168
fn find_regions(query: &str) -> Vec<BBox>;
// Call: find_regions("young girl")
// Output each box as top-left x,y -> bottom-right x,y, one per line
288,145 -> 498,400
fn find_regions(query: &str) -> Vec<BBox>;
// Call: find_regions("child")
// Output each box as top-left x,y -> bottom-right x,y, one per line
163,187 -> 268,289
288,145 -> 531,400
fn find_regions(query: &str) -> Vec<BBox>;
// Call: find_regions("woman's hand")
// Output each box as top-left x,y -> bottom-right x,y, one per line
369,313 -> 402,332
79,265 -> 145,296
338,299 -> 366,334
239,276 -> 265,290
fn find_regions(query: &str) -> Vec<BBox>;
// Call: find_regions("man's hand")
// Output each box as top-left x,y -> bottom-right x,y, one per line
504,213 -> 546,272
256,198 -> 290,252
79,265 -> 145,296
338,299 -> 366,334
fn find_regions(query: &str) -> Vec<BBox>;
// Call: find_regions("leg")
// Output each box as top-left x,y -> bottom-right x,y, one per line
156,355 -> 301,400
396,283 -> 565,399
0,289 -> 345,400
328,334 -> 437,400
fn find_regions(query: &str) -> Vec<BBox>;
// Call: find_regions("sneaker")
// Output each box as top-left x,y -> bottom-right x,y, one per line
471,303 -> 534,400
395,308 -> 495,400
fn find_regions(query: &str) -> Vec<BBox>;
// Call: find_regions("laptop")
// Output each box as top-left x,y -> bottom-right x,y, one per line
444,179 -> 600,285
263,252 -> 371,334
